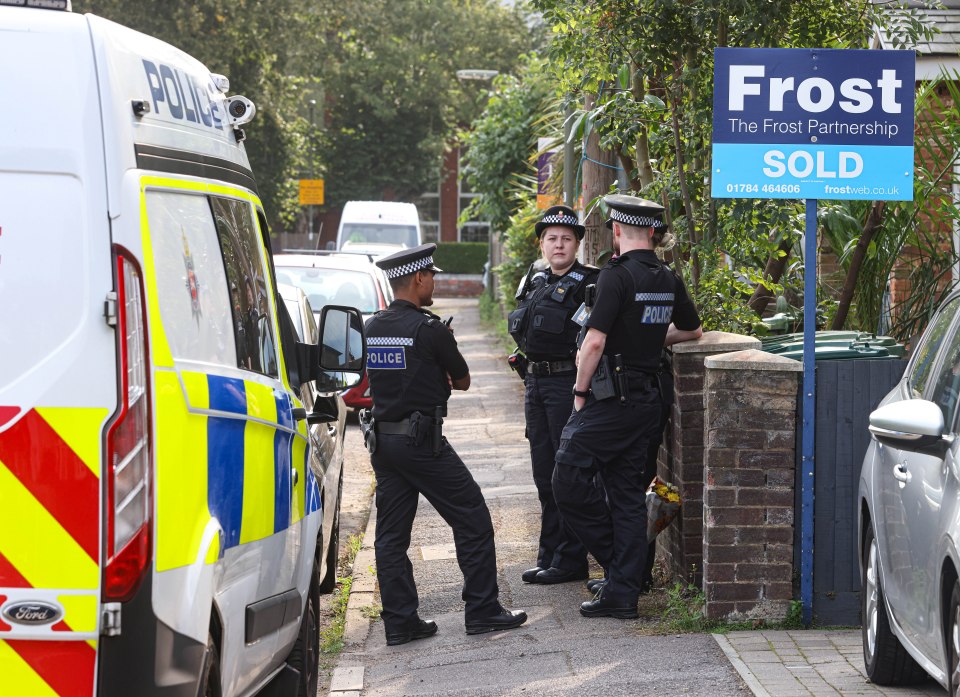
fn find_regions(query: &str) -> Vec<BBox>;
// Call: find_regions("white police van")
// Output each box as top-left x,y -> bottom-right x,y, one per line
0,2 -> 364,696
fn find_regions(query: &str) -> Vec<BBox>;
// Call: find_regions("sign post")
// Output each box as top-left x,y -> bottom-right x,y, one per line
712,47 -> 914,625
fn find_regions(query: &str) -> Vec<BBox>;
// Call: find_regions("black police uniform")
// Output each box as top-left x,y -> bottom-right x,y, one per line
552,249 -> 700,607
510,259 -> 597,579
365,299 -> 505,633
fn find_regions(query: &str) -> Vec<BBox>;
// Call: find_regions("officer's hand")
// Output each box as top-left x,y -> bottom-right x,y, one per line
573,395 -> 586,412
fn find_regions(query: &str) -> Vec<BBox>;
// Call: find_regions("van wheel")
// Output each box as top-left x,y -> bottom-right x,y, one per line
199,632 -> 221,697
287,567 -> 320,697
318,474 -> 343,593
948,581 -> 960,695
861,523 -> 924,684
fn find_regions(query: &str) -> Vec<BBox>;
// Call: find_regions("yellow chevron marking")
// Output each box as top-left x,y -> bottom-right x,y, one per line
87,639 -> 97,650
291,436 -> 306,523
57,594 -> 98,633
0,641 -> 58,697
244,381 -> 277,423
180,371 -> 210,411
240,418 -> 275,544
0,461 -> 98,589
35,408 -> 108,477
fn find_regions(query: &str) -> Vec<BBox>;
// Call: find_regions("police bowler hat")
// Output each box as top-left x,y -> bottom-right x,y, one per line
535,205 -> 585,240
603,194 -> 667,230
375,243 -> 443,279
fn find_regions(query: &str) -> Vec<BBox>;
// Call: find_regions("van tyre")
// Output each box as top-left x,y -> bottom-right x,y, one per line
861,523 -> 925,684
199,632 -> 222,697
318,473 -> 343,593
287,565 -> 320,697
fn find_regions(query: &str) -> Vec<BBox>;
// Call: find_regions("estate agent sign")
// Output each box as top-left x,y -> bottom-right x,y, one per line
712,48 -> 914,201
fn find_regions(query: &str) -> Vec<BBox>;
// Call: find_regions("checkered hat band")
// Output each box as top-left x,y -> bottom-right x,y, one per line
384,255 -> 435,279
541,214 -> 580,226
610,209 -> 663,227
635,292 -> 675,302
367,336 -> 414,346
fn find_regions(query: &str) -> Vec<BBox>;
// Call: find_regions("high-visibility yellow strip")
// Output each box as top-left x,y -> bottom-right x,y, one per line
180,371 -> 210,411
57,594 -> 98,633
291,434 -> 306,524
0,462 -> 97,589
154,370 -> 211,572
0,641 -> 58,697
245,382 -> 277,424
240,419 -> 275,544
35,408 -> 108,478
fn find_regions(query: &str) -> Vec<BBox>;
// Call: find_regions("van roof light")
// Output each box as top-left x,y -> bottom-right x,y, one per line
0,0 -> 71,9
211,73 -> 230,93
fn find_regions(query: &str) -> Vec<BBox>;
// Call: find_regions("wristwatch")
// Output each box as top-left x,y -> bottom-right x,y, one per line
572,387 -> 591,398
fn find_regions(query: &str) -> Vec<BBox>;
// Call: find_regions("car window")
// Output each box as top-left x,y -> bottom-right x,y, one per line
928,320 -> 960,427
274,266 -> 380,314
341,223 -> 418,248
909,296 -> 960,399
211,197 -> 279,377
283,298 -> 304,341
145,190 -> 237,367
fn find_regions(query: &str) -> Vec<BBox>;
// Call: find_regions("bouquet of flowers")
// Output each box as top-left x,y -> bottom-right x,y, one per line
646,477 -> 682,542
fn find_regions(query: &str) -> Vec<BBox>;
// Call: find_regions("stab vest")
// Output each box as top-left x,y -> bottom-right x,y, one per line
509,262 -> 595,359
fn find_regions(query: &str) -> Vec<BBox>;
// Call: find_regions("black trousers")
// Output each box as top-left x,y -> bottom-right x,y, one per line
371,433 -> 501,632
552,386 -> 661,604
524,372 -> 588,572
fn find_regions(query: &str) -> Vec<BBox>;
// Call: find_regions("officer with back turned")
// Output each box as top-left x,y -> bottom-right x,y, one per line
361,243 -> 527,646
553,195 -> 702,619
508,205 -> 598,585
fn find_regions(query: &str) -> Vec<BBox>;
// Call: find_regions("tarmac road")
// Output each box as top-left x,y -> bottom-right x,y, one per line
325,297 -> 751,697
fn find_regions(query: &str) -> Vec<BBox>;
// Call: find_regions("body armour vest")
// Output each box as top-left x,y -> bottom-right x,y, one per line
365,302 -> 450,422
508,261 -> 596,359
603,253 -> 679,372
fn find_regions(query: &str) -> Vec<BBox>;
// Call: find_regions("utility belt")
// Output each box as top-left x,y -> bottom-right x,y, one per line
358,408 -> 444,455
590,354 -> 657,405
527,359 -> 576,376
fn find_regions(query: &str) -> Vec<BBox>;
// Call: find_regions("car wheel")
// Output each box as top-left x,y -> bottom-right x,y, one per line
198,632 -> 221,697
318,473 -> 343,593
949,580 -> 960,696
861,522 -> 925,684
287,567 -> 320,697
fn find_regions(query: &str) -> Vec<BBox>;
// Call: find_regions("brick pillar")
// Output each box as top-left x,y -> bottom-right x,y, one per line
702,349 -> 801,620
659,331 -> 760,587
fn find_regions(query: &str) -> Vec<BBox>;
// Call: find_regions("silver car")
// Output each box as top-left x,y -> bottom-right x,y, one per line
859,290 -> 960,692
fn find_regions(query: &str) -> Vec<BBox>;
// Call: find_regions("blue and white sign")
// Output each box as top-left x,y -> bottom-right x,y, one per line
367,346 -> 406,370
712,48 -> 914,201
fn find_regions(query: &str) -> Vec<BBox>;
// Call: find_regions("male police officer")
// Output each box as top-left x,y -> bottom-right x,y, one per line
553,195 -> 702,618
363,243 -> 527,645
509,205 -> 598,585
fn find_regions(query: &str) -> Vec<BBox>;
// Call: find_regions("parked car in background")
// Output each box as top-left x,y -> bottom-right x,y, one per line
859,290 -> 960,692
275,252 -> 393,411
336,200 -> 421,256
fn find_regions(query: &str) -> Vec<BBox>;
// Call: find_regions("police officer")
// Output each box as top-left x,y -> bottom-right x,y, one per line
362,243 -> 527,645
553,195 -> 702,618
508,205 -> 598,585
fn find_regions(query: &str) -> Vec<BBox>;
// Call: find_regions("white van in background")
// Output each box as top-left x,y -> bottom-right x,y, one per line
335,200 -> 421,257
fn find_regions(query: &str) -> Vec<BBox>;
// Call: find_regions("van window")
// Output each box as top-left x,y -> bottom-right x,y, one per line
340,223 -> 418,248
145,191 -> 237,367
909,296 -> 960,398
211,197 -> 279,378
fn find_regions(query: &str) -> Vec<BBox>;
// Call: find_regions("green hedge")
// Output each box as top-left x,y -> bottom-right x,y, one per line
433,242 -> 488,274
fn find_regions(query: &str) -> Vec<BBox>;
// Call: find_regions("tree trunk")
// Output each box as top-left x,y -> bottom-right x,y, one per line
580,93 -> 618,266
748,234 -> 794,314
631,60 -> 654,189
831,200 -> 886,330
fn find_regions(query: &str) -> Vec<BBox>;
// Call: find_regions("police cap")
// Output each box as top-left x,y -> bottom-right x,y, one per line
534,205 -> 585,240
375,243 -> 444,279
603,194 -> 666,230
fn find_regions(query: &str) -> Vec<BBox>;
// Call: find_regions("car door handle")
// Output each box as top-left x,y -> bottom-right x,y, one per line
327,424 -> 337,436
893,463 -> 912,484
291,467 -> 299,488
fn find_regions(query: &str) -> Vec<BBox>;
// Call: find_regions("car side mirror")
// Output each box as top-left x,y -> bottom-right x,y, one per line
868,399 -> 953,457
300,304 -> 364,392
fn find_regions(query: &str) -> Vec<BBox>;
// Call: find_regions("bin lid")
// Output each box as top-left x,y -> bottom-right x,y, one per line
760,331 -> 905,361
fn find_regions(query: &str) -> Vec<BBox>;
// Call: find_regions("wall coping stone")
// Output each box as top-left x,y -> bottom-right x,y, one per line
704,348 -> 803,372
672,331 -> 760,355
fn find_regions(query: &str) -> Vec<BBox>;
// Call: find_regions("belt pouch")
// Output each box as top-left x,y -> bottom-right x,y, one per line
590,355 -> 617,401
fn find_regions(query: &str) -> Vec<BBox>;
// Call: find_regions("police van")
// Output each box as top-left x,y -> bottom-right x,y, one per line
0,3 -> 365,696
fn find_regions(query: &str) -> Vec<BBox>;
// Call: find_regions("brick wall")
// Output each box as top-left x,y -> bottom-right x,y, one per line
701,349 -> 801,620
658,331 -> 761,587
434,274 -> 484,298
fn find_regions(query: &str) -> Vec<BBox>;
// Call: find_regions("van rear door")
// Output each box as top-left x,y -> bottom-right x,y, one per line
0,9 -> 114,695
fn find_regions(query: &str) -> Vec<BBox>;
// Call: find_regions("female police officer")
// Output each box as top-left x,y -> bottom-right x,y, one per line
552,195 -> 702,618
508,205 -> 598,585
363,243 -> 527,645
